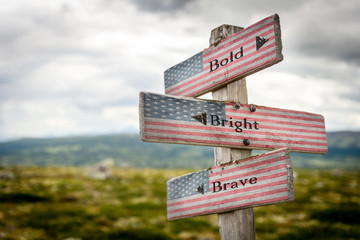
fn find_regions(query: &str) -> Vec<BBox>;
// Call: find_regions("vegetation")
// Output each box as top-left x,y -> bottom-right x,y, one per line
1,132 -> 359,169
0,166 -> 359,240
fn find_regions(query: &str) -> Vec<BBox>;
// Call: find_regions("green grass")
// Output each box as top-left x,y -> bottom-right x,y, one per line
0,167 -> 359,239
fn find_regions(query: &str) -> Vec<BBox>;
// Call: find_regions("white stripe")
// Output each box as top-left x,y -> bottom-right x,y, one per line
146,116 -> 326,136
144,130 -> 328,151
168,175 -> 288,208
203,25 -> 275,62
228,109 -> 324,127
167,165 -> 287,206
245,107 -> 324,120
203,17 -> 275,58
168,38 -> 277,95
168,180 -> 288,212
209,158 -> 286,181
168,185 -> 288,219
144,119 -> 327,145
209,149 -> 287,174
166,27 -> 276,93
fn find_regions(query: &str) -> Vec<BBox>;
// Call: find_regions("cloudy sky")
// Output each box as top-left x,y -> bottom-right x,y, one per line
0,0 -> 359,141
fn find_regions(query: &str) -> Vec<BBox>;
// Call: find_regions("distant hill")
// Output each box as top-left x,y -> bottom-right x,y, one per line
0,132 -> 359,169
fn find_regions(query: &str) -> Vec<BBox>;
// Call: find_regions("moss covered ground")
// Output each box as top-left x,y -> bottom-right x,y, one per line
0,167 -> 359,239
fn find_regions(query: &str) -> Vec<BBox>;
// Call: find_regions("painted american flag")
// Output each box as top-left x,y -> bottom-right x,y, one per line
140,92 -> 328,154
167,148 -> 294,220
164,14 -> 283,97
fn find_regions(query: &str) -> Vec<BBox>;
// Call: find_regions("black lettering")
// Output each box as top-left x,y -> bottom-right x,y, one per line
223,183 -> 230,190
211,115 -> 220,126
244,118 -> 252,129
210,59 -> 219,72
249,177 -> 257,184
229,51 -> 234,62
239,178 -> 248,186
213,181 -> 222,192
209,115 -> 260,133
228,117 -> 233,127
231,182 -> 238,188
209,47 -> 243,73
234,121 -> 242,132
235,47 -> 243,59
220,58 -> 228,66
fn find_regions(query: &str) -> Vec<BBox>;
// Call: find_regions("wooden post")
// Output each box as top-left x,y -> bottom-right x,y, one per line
210,25 -> 256,240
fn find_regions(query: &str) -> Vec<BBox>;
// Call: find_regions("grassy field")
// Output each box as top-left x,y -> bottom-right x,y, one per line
0,166 -> 359,240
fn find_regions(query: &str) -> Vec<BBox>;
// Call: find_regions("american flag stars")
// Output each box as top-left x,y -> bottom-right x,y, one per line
142,92 -> 226,122
164,52 -> 203,89
167,169 -> 209,200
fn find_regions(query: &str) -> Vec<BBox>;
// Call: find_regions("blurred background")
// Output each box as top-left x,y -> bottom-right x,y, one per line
0,0 -> 359,239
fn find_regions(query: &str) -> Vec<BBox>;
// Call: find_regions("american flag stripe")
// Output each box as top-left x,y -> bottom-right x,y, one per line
167,41 -> 277,97
167,148 -> 293,220
144,124 -> 326,147
203,17 -> 275,61
140,92 -> 328,154
143,122 -> 327,153
164,14 -> 283,97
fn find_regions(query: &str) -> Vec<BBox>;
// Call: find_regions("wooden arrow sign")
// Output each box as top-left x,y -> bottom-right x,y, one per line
164,14 -> 283,97
139,92 -> 328,154
167,148 -> 294,220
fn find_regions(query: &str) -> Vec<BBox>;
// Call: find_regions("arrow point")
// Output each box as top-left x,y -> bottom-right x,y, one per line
256,36 -> 269,50
192,113 -> 207,125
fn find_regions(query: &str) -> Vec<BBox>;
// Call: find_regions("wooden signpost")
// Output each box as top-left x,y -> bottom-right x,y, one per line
138,13 -> 328,239
167,148 -> 294,220
139,92 -> 328,154
164,14 -> 283,97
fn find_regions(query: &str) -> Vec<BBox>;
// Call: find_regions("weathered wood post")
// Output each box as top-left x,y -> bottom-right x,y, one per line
210,24 -> 256,240
139,13 -> 327,240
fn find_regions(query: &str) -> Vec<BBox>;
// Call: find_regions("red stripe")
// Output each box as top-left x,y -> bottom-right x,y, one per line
209,156 -> 286,178
203,39 -> 277,73
183,53 -> 278,97
178,46 -> 277,96
168,186 -> 288,214
144,119 -> 326,140
168,195 -> 288,220
226,103 -> 324,117
167,42 -> 277,95
144,128 -> 328,147
203,26 -> 275,66
223,118 -> 327,139
168,178 -> 287,208
226,114 -> 325,130
209,170 -> 288,192
203,16 -> 275,59
203,33 -> 276,71
144,135 -> 328,153
256,124 -> 326,136
226,108 -> 324,123
245,15 -> 275,31
144,120 -> 325,136
210,148 -> 286,171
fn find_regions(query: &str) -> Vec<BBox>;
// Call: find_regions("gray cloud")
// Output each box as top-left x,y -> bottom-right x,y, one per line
130,0 -> 194,13
285,1 -> 360,65
296,23 -> 360,65
0,0 -> 359,140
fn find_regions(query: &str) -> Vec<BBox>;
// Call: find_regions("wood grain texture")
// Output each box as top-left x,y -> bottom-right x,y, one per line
218,208 -> 255,240
213,78 -> 255,240
211,21 -> 255,238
